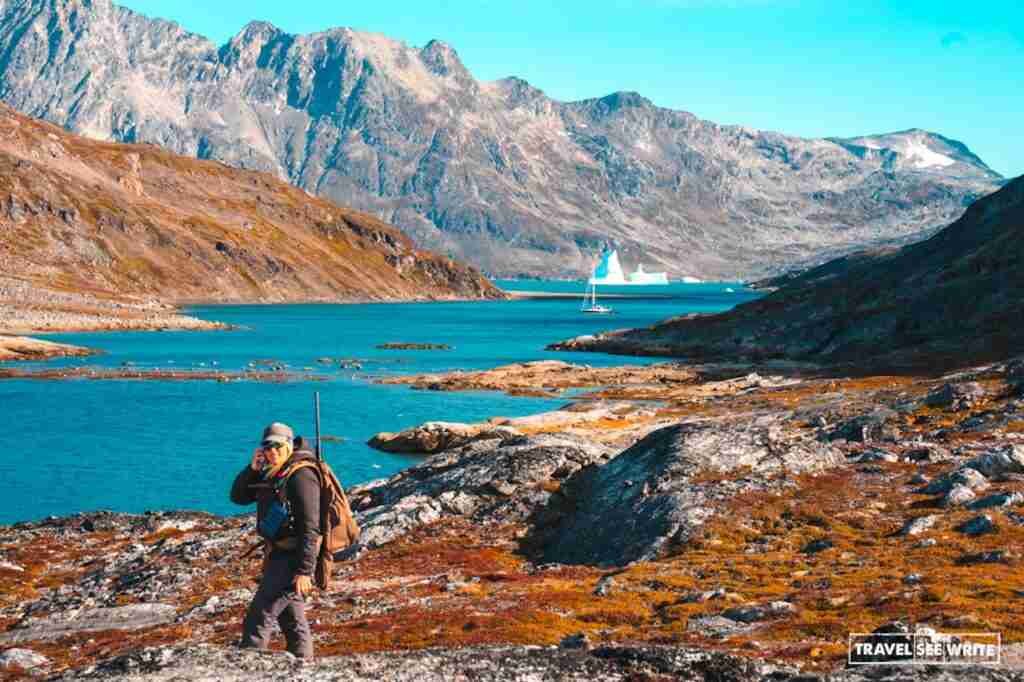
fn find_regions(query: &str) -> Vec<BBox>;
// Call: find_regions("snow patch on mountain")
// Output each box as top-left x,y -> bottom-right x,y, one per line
858,133 -> 956,169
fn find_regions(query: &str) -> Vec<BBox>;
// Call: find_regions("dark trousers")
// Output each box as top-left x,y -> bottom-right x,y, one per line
240,552 -> 313,658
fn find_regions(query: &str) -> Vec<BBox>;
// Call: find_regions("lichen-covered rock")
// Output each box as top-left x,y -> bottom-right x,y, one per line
969,492 -> 1024,510
900,515 -> 939,536
956,514 -> 997,536
0,604 -> 177,644
965,446 -> 1024,479
925,382 -> 986,411
0,647 -> 49,670
722,601 -> 796,623
348,434 -> 612,551
829,408 -> 900,443
943,485 -> 977,507
922,467 -> 990,495
535,417 -> 843,566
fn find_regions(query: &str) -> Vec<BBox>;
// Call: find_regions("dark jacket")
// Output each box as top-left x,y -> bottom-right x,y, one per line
231,443 -> 322,577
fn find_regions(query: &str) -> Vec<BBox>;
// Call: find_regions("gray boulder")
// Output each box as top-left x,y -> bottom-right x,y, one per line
900,515 -> 939,536
942,485 -> 977,507
925,382 -> 986,411
956,514 -> 997,536
0,647 -> 49,670
965,446 -> 1024,479
722,601 -> 796,623
829,408 -> 900,443
0,603 -> 177,644
922,467 -> 990,495
969,492 -> 1024,510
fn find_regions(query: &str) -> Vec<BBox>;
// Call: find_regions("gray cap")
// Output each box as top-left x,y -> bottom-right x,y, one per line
261,422 -> 294,447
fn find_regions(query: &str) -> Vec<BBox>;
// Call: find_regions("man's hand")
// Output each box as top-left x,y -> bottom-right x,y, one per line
293,574 -> 313,597
249,447 -> 265,472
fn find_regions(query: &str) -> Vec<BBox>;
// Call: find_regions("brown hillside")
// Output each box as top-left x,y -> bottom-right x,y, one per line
0,104 -> 500,304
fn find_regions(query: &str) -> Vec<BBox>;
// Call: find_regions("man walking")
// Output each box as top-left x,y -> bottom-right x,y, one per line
230,422 -> 321,659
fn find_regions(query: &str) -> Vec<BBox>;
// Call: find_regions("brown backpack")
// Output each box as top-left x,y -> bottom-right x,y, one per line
282,459 -> 361,590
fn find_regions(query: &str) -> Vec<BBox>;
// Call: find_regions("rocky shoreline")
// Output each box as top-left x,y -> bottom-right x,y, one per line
0,335 -> 94,361
4,358 -> 1024,679
0,277 -> 228,341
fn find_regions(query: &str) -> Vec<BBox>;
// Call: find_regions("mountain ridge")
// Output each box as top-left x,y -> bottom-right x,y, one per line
0,0 -> 1004,278
551,174 -> 1024,372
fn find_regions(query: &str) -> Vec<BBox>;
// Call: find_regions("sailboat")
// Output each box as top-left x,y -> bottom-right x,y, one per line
581,280 -> 612,314
582,248 -> 617,313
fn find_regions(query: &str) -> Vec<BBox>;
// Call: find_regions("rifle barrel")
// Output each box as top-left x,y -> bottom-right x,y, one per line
314,391 -> 322,462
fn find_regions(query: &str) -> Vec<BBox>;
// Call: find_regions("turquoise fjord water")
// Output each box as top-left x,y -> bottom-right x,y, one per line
0,281 -> 758,525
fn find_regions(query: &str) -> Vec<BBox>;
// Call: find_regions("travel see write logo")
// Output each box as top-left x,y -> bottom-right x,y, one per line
849,631 -> 1000,666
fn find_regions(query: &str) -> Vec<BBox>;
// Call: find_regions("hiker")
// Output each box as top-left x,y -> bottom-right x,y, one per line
230,422 -> 321,659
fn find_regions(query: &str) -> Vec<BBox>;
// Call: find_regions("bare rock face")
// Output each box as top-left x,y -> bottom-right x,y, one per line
534,417 -> 843,566
0,0 -> 1004,279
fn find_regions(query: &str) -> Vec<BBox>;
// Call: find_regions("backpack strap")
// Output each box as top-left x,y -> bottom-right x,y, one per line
280,460 -> 319,481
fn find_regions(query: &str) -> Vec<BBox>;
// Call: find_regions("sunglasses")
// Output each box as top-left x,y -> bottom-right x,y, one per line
261,442 -> 286,451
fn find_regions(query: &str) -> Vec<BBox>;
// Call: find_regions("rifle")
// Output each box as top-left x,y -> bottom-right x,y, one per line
313,391 -> 329,582
314,391 -> 323,464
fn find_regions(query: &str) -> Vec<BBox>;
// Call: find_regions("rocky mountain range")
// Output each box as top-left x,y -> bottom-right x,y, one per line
0,0 -> 1005,279
553,175 -> 1024,372
0,102 -> 498,314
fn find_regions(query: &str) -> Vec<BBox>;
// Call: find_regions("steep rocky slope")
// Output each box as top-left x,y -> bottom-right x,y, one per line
553,175 -> 1024,372
0,103 -> 499,309
0,0 -> 1004,279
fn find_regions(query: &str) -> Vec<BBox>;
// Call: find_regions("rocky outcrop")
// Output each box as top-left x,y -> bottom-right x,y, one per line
551,176 -> 1024,372
0,0 -> 1004,279
349,433 -> 613,550
368,421 -> 520,454
366,402 -> 656,454
533,417 -> 843,566
0,333 -> 95,360
0,103 -> 500,328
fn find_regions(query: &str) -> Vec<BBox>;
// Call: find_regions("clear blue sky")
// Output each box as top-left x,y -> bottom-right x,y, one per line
120,0 -> 1023,178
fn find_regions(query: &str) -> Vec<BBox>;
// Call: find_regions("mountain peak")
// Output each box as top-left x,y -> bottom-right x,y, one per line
493,76 -> 547,106
831,129 -> 1000,179
231,20 -> 283,45
419,39 -> 466,77
599,91 -> 652,109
